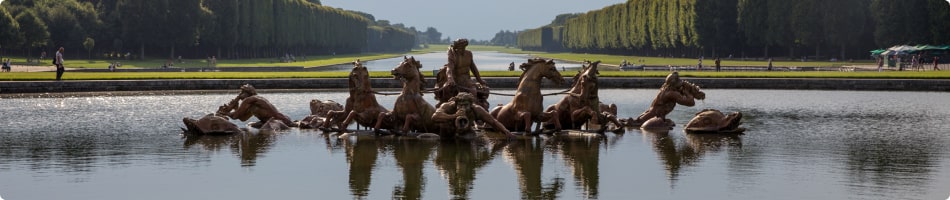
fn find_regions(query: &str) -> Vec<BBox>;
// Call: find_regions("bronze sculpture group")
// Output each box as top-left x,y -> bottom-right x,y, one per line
183,38 -> 745,138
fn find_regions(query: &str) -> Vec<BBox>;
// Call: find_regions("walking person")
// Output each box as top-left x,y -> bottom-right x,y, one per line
55,47 -> 65,81
767,57 -> 773,71
715,57 -> 721,72
697,56 -> 703,71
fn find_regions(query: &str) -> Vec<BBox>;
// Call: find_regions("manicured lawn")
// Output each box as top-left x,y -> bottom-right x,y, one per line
4,45 -> 945,81
2,70 -> 949,81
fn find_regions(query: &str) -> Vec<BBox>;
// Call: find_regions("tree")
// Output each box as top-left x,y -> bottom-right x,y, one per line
14,10 -> 48,58
83,37 -> 95,59
0,7 -> 21,58
425,27 -> 442,44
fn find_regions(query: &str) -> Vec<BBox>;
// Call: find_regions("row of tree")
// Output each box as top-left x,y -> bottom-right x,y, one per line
517,0 -> 950,59
0,0 -> 437,60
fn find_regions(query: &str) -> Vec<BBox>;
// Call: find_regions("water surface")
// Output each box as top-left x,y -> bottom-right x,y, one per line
1,89 -> 948,200
317,51 -> 585,72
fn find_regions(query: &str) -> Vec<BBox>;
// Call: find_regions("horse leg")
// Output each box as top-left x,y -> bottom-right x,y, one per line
374,112 -> 392,134
401,114 -> 420,134
541,110 -> 561,131
517,111 -> 533,134
570,108 -> 593,130
340,111 -> 359,133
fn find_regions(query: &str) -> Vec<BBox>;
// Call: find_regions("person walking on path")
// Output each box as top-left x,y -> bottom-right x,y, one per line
715,57 -> 721,72
55,47 -> 65,81
767,58 -> 773,71
697,56 -> 703,71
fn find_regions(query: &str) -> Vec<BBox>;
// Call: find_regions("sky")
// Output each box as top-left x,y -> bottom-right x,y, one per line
320,0 -> 626,40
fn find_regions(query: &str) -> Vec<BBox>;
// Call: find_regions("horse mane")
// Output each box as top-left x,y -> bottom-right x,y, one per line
518,58 -> 548,82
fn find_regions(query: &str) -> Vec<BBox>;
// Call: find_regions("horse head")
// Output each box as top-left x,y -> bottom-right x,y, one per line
349,59 -> 371,94
520,58 -> 564,85
571,60 -> 602,100
392,56 -> 427,92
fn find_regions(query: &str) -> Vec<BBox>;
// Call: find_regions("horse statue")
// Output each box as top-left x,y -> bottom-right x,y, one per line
322,59 -> 392,132
489,58 -> 564,134
544,60 -> 624,133
624,71 -> 705,130
375,56 -> 439,134
683,109 -> 745,134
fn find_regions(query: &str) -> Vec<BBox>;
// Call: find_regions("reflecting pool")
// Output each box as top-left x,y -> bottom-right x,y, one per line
316,51 -> 585,71
0,89 -> 948,200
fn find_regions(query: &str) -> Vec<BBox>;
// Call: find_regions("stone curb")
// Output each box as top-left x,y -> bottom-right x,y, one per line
1,77 -> 949,93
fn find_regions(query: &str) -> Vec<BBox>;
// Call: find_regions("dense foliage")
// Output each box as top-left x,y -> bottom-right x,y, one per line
519,0 -> 950,59
0,0 -> 428,60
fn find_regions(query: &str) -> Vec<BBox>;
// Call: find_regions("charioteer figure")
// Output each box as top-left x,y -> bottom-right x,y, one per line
435,38 -> 491,109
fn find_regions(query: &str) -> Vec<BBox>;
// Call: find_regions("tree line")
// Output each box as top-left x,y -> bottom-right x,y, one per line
517,0 -> 950,60
0,0 -> 438,60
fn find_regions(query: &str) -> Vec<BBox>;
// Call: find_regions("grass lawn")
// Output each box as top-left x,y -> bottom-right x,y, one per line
2,70 -> 950,81
3,44 -> 945,81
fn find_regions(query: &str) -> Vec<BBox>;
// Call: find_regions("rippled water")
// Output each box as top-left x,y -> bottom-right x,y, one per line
316,51 -> 586,71
1,89 -> 949,200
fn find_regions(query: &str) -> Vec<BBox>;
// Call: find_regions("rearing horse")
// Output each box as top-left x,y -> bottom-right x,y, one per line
375,56 -> 439,134
323,59 -> 391,132
490,58 -> 565,134
545,60 -> 623,133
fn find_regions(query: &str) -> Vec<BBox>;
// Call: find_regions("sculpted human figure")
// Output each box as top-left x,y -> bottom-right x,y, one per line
626,72 -> 705,130
435,38 -> 490,109
219,84 -> 295,131
298,99 -> 344,129
432,92 -> 514,138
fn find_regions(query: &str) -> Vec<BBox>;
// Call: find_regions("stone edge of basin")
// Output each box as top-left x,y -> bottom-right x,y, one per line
1,77 -> 949,93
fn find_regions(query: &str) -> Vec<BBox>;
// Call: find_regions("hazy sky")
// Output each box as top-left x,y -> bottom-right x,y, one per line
320,0 -> 626,40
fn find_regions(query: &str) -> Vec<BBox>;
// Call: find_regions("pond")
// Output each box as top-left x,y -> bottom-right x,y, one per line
316,51 -> 586,72
0,89 -> 949,200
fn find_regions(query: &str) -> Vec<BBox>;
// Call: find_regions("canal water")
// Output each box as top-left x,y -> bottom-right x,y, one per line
316,51 -> 586,72
1,89 -> 948,200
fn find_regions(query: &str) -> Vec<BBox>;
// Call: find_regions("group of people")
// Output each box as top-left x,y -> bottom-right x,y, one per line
877,54 -> 941,71
1,58 -> 11,72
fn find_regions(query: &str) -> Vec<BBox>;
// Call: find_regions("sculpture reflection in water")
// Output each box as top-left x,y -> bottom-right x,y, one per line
503,134 -> 612,199
181,131 -> 277,167
338,137 -> 503,199
489,58 -> 564,134
640,128 -> 742,186
333,133 -> 617,199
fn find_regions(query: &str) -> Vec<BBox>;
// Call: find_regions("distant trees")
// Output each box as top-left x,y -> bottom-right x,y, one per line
489,30 -> 518,47
519,0 -> 950,59
0,0 -> 421,60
